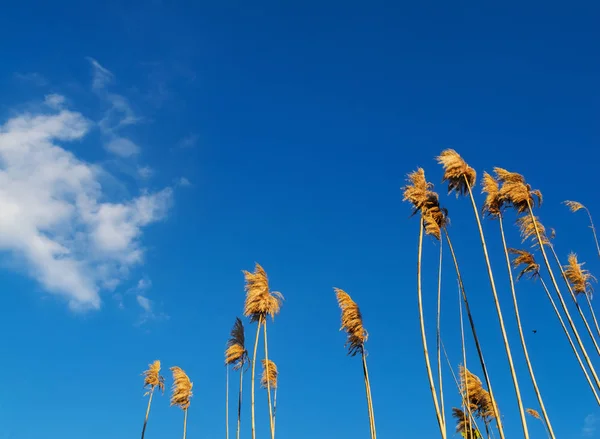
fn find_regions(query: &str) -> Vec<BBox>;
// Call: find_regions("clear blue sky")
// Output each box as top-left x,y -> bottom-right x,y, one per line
0,1 -> 599,438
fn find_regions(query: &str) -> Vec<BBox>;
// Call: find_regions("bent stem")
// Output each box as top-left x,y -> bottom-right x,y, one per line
141,387 -> 155,439
499,216 -> 555,439
444,229 -> 505,439
250,319 -> 262,439
466,180 -> 529,439
263,321 -> 275,439
436,240 -> 445,428
362,350 -> 377,439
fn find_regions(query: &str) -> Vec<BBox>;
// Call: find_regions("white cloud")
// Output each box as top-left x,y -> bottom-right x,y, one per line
0,98 -> 172,310
138,166 -> 154,179
136,294 -> 152,313
105,137 -> 140,157
584,414 -> 598,437
87,57 -> 114,90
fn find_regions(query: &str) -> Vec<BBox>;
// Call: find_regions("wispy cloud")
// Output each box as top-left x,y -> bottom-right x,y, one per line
583,414 -> 598,437
44,94 -> 66,110
87,58 -> 142,157
138,166 -> 154,179
177,177 -> 191,187
133,277 -> 168,325
0,97 -> 172,311
14,72 -> 48,86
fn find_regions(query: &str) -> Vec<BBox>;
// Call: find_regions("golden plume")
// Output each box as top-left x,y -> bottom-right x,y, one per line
526,408 -> 541,420
143,360 -> 165,394
508,248 -> 540,281
436,149 -> 477,195
494,167 -> 542,213
402,168 -> 448,240
516,215 -> 549,247
564,253 -> 596,297
260,359 -> 278,390
335,288 -> 368,356
481,172 -> 502,217
225,317 -> 248,370
170,366 -> 193,410
564,200 -> 586,213
243,263 -> 284,323
459,366 -> 496,421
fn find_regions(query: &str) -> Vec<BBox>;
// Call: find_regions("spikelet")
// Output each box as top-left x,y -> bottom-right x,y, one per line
517,215 -> 549,247
481,172 -> 502,217
564,200 -> 586,213
436,149 -> 477,195
526,408 -> 541,420
564,253 -> 596,297
508,248 -> 540,281
225,317 -> 248,370
260,359 -> 278,390
243,263 -> 284,323
170,366 -> 193,410
143,360 -> 165,394
335,288 -> 368,356
459,366 -> 496,421
494,167 -> 542,213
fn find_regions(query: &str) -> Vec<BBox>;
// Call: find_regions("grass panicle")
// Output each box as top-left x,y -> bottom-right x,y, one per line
481,172 -> 502,217
226,317 -> 248,370
436,149 -> 477,195
261,359 -> 278,390
494,168 -> 542,212
243,263 -> 284,323
509,249 -> 541,281
170,367 -> 193,410
335,288 -> 368,356
143,360 -> 165,394
564,253 -> 596,297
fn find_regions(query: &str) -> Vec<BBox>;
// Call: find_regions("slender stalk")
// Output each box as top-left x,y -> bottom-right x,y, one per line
141,387 -> 155,439
362,350 -> 377,439
183,408 -> 188,439
250,319 -> 262,439
436,240 -> 445,428
458,280 -> 474,439
444,229 -> 505,439
584,207 -> 600,258
548,245 -> 600,355
237,366 -> 243,439
498,216 -> 555,439
273,387 -> 277,438
263,321 -> 275,439
527,202 -> 600,393
226,366 -> 230,439
584,293 -> 600,339
417,218 -> 446,438
465,180 -> 529,439
539,278 -> 600,403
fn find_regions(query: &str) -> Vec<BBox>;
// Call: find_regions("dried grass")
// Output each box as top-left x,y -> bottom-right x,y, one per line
526,408 -> 541,420
243,263 -> 284,323
564,253 -> 596,297
402,168 -> 448,240
225,317 -> 248,370
452,407 -> 479,439
508,248 -> 540,281
517,215 -> 549,247
143,360 -> 165,394
170,366 -> 193,410
459,366 -> 496,421
564,200 -> 586,213
260,359 -> 278,390
481,172 -> 502,217
494,168 -> 542,213
335,288 -> 368,356
436,149 -> 477,195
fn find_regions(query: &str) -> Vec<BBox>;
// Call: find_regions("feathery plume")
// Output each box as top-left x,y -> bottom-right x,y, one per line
564,200 -> 586,213
452,407 -> 480,439
243,263 -> 284,323
170,367 -> 193,410
494,168 -> 542,213
508,249 -> 540,281
564,253 -> 596,297
402,168 -> 435,214
436,149 -> 477,195
335,288 -> 368,356
517,215 -> 549,247
225,317 -> 248,370
459,366 -> 496,421
526,408 -> 541,420
481,172 -> 502,217
260,359 -> 278,390
143,360 -> 165,393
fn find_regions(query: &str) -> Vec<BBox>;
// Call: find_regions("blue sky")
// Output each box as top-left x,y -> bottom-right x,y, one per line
0,1 -> 599,438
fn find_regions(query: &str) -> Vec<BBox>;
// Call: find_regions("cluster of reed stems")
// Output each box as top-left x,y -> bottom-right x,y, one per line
401,149 -> 600,438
